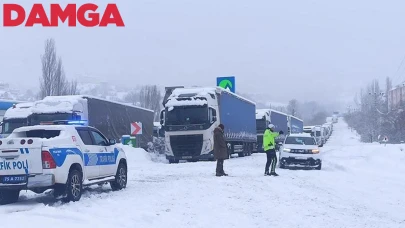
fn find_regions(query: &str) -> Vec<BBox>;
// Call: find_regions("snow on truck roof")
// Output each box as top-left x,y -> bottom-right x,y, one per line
169,87 -> 256,105
3,102 -> 34,119
32,95 -> 154,114
256,109 -> 269,119
255,108 -> 288,119
287,133 -> 312,137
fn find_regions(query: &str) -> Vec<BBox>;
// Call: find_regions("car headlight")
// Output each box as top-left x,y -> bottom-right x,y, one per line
312,149 -> 319,154
283,148 -> 291,152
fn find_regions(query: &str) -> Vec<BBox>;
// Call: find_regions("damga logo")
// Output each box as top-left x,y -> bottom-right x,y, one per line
2,3 -> 125,27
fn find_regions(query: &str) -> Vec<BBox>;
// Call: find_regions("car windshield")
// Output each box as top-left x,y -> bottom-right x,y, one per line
285,136 -> 316,145
166,106 -> 208,125
1,118 -> 27,134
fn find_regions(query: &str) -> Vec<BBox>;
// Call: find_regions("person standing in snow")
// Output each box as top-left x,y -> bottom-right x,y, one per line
214,124 -> 228,176
263,124 -> 284,176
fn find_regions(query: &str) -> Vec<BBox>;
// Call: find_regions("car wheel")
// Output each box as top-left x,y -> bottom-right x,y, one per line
63,169 -> 83,202
0,190 -> 20,205
110,162 -> 127,191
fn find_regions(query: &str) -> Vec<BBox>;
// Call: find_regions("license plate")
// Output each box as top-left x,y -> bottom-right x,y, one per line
294,156 -> 307,160
182,156 -> 192,159
0,175 -> 27,184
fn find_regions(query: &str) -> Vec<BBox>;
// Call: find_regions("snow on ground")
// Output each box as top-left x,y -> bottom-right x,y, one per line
1,119 -> 405,228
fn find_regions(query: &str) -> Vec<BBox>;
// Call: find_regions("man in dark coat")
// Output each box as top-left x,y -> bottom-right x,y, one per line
214,124 -> 228,176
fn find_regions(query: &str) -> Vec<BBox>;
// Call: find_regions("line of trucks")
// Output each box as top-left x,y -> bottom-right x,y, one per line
159,86 -> 305,163
0,96 -> 154,150
1,87 -> 333,164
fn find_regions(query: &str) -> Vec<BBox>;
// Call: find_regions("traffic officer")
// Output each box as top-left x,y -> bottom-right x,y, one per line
263,124 -> 284,176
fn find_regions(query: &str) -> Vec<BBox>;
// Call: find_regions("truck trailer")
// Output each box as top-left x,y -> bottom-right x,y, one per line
254,109 -> 288,153
288,115 -> 303,134
29,95 -> 154,149
160,86 -> 257,163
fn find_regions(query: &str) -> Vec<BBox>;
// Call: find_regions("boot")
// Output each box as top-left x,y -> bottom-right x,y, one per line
264,171 -> 271,176
222,172 -> 228,176
216,173 -> 223,177
270,172 -> 279,176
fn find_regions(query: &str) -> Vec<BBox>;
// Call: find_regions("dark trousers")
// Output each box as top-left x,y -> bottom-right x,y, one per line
265,149 -> 277,173
216,159 -> 224,174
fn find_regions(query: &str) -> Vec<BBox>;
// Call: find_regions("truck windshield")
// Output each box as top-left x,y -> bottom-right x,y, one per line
256,119 -> 267,132
166,106 -> 208,125
285,136 -> 316,145
2,118 -> 27,134
30,113 -> 73,125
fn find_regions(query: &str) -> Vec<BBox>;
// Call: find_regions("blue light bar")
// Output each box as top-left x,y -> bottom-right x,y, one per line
67,120 -> 88,125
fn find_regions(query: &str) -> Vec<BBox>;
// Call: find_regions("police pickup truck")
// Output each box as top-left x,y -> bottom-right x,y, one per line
0,121 -> 127,205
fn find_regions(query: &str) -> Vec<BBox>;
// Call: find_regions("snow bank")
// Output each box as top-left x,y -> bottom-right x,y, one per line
116,144 -> 167,164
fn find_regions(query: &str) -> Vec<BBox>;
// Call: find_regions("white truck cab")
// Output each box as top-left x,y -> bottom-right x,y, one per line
0,121 -> 127,205
279,133 -> 322,170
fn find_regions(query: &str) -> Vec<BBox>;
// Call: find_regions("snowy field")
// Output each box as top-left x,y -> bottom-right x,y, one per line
1,120 -> 404,228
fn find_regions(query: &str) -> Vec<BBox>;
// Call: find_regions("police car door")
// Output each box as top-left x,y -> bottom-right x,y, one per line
76,128 -> 100,179
88,129 -> 115,177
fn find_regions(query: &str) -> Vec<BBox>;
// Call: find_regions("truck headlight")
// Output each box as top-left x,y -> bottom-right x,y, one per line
283,148 -> 291,152
312,149 -> 319,154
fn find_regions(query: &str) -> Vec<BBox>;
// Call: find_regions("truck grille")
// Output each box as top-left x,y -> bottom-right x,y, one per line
170,134 -> 203,157
290,149 -> 312,154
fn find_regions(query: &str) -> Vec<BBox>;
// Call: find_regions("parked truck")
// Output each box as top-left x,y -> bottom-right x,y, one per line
29,95 -> 154,149
254,109 -> 288,153
1,102 -> 33,137
160,86 -> 257,163
288,115 -> 303,134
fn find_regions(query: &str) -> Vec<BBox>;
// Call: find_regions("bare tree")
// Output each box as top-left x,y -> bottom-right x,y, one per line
287,99 -> 299,117
40,38 -> 57,98
138,85 -> 162,121
39,38 -> 76,98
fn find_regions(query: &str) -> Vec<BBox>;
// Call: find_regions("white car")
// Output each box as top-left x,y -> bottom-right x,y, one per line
279,133 -> 322,170
0,121 -> 127,205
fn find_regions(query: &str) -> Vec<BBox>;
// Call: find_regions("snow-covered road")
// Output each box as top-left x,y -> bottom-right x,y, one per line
1,120 -> 404,228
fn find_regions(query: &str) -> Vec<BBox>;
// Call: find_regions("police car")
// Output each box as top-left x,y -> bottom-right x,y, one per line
0,120 -> 127,205
279,133 -> 322,170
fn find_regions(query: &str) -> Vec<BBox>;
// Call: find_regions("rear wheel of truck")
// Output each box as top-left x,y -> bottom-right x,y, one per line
61,169 -> 83,203
0,190 -> 20,205
110,162 -> 128,191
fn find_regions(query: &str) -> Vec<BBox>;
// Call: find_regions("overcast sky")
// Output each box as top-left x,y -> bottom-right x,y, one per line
1,0 -> 405,109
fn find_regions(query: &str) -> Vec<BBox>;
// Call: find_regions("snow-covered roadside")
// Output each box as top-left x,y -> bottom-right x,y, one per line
0,119 -> 404,228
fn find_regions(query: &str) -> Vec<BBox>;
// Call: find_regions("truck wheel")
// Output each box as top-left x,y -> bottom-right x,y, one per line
63,169 -> 83,202
110,162 -> 127,191
0,190 -> 20,205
